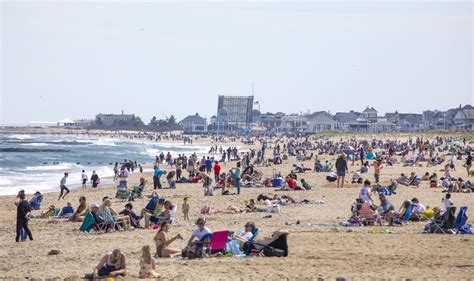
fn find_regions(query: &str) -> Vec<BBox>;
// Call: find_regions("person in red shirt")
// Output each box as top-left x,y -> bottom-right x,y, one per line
286,176 -> 297,190
213,161 -> 221,182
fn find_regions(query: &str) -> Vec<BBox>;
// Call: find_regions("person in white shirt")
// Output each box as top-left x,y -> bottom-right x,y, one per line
188,217 -> 212,247
411,198 -> 426,214
234,222 -> 256,247
443,193 -> 453,209
359,179 -> 373,206
81,170 -> 88,188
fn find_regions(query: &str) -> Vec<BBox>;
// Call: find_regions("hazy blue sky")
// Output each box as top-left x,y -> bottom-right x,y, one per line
1,1 -> 472,125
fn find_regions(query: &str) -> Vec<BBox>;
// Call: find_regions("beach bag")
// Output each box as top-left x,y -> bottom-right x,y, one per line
182,246 -> 204,259
326,175 -> 337,182
263,246 -> 285,257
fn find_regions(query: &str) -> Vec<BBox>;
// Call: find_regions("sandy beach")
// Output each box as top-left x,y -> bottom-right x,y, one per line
1,134 -> 474,280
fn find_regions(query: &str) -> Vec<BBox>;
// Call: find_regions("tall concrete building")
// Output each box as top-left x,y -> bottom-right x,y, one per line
217,95 -> 254,126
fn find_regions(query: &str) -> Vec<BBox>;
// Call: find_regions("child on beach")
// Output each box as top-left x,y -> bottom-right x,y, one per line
442,193 -> 453,209
182,197 -> 190,221
139,245 -> 159,278
374,159 -> 383,183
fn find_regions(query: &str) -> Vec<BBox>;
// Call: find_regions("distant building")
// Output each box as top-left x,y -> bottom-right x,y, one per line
57,119 -> 76,127
217,95 -> 254,127
260,112 -> 285,131
74,119 -> 94,128
454,105 -> 474,130
96,111 -> 135,126
385,111 -> 423,132
361,107 -> 378,123
334,111 -> 360,131
278,115 -> 308,133
179,113 -> 207,134
306,112 -> 336,132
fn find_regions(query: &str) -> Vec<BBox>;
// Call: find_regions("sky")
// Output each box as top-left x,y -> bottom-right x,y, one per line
1,0 -> 472,125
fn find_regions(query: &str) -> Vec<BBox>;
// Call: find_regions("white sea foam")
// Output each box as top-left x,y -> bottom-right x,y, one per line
7,134 -> 33,140
0,178 -> 13,186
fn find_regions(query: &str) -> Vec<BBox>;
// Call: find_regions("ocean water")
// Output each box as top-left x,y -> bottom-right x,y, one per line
0,134 -> 210,195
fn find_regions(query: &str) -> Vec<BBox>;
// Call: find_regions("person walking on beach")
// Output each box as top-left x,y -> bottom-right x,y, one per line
16,192 -> 33,242
81,170 -> 88,188
58,172 -> 70,200
335,154 -> 348,188
91,171 -> 99,188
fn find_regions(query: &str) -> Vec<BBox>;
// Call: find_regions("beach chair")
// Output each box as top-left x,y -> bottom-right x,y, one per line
453,206 -> 468,233
30,193 -> 43,210
358,204 -> 375,226
79,212 -> 95,233
425,207 -> 457,234
401,203 -> 415,222
206,230 -> 229,255
90,211 -> 112,233
115,182 -> 129,201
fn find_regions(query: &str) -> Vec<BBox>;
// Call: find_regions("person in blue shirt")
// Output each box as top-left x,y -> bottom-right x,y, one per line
234,162 -> 242,195
205,157 -> 213,173
153,166 -> 165,189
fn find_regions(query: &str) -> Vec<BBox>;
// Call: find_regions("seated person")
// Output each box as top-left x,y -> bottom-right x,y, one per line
119,203 -> 141,228
408,172 -> 420,187
314,160 -> 323,172
233,221 -> 257,247
154,221 -> 183,258
187,217 -> 212,248
93,249 -> 127,278
144,200 -> 173,228
397,173 -> 409,186
58,202 -> 74,218
323,161 -> 333,172
376,194 -> 395,226
421,172 -> 430,181
360,162 -> 369,174
40,205 -> 57,218
286,176 -> 297,190
429,173 -> 439,188
69,196 -> 87,222
300,178 -> 312,190
100,198 -> 130,230
352,171 -> 363,184
411,198 -> 426,214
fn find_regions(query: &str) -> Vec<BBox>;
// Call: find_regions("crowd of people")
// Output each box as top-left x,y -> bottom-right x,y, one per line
13,133 -> 473,278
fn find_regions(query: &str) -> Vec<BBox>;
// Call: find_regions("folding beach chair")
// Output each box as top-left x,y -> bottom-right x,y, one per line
453,206 -> 468,233
401,203 -> 415,222
425,207 -> 457,234
79,211 -> 95,233
115,182 -> 129,201
207,230 -> 230,255
358,204 -> 375,226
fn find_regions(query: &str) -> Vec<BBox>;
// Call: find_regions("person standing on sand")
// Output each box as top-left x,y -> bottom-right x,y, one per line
16,192 -> 33,242
81,170 -> 88,188
91,171 -> 99,188
374,159 -> 383,184
465,152 -> 472,177
234,162 -> 242,195
58,172 -> 70,200
335,154 -> 348,188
